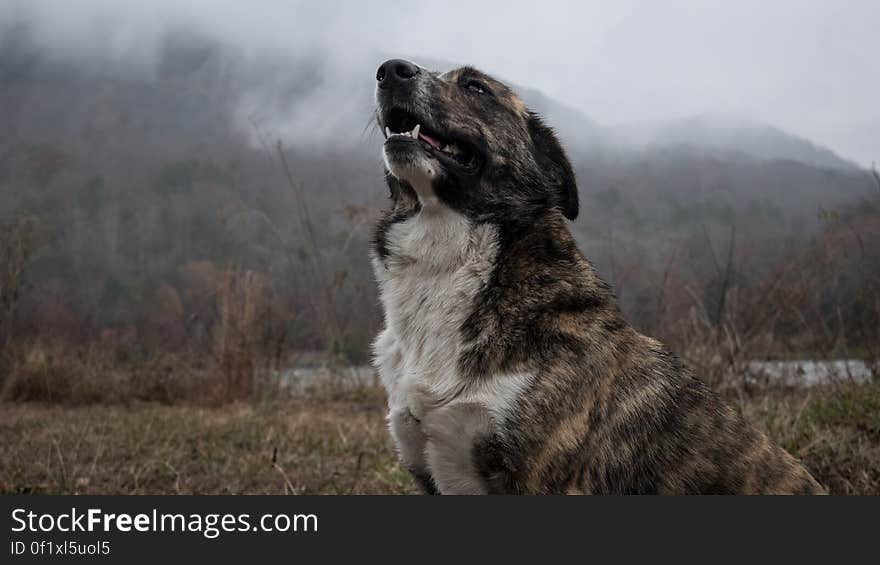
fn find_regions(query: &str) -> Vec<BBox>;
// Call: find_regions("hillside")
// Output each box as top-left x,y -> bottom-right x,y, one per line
610,114 -> 860,171
1,32 -> 877,362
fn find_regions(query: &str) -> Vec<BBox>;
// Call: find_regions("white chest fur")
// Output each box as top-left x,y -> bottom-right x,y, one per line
372,204 -> 532,423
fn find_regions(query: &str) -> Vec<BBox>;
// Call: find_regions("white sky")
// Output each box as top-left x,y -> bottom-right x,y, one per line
4,0 -> 879,165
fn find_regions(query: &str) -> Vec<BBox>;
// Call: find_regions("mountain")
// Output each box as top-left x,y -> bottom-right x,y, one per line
0,25 -> 861,172
610,114 -> 859,171
1,31 -> 877,359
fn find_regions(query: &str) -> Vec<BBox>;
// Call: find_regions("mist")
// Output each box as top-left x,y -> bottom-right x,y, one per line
2,0 -> 879,165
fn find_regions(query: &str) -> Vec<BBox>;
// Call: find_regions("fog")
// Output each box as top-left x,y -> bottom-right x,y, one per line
2,0 -> 878,409
2,0 -> 878,165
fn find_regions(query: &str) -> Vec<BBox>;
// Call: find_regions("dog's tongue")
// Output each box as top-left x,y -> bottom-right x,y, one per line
418,131 -> 442,149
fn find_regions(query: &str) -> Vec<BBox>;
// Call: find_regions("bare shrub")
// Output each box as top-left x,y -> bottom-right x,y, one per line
644,207 -> 879,394
1,341 -> 127,404
213,267 -> 268,401
0,216 -> 45,347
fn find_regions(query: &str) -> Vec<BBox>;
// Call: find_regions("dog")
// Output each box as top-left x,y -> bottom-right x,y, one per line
370,58 -> 824,494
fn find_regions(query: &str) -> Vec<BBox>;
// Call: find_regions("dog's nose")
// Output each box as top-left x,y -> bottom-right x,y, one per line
376,59 -> 420,89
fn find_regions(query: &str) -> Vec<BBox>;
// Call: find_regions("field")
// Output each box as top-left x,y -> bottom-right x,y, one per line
0,386 -> 415,495
2,377 -> 878,495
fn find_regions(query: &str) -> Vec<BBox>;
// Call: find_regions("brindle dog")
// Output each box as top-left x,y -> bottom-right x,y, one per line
371,58 -> 824,494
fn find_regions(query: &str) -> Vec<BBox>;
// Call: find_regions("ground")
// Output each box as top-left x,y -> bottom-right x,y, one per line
0,387 -> 415,495
1,382 -> 878,495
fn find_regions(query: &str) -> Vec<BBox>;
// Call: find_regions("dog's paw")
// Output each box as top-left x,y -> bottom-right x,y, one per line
388,408 -> 428,471
422,402 -> 494,495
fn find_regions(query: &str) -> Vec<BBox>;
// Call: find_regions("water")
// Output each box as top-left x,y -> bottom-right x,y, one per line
275,360 -> 875,390
276,365 -> 376,390
745,359 -> 876,387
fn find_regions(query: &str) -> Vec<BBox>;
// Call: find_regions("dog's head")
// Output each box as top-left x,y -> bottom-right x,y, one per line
375,59 -> 578,223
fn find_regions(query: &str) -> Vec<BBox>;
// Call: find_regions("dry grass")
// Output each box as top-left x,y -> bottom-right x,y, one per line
0,380 -> 877,494
0,387 -> 416,495
0,341 -> 276,406
740,381 -> 880,495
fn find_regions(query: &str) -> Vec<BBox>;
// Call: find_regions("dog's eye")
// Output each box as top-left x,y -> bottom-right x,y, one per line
464,80 -> 490,95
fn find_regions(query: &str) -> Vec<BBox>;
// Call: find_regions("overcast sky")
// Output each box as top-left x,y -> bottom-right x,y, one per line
4,0 -> 879,165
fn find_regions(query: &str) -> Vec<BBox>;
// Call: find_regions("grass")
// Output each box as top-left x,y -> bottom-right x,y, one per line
1,367 -> 878,494
0,387 -> 416,495
741,380 -> 880,495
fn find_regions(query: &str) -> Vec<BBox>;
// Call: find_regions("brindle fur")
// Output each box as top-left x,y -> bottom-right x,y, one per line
372,61 -> 824,494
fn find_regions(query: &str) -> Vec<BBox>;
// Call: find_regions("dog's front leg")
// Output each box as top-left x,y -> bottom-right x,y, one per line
388,408 -> 437,494
422,402 -> 493,495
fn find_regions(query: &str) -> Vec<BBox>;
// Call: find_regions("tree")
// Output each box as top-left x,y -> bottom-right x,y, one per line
0,215 -> 45,346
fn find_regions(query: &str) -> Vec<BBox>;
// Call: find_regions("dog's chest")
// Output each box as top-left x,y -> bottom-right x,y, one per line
372,207 -> 497,416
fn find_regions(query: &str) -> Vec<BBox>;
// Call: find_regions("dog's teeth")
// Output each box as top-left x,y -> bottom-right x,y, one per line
385,126 -> 391,138
412,124 -> 420,139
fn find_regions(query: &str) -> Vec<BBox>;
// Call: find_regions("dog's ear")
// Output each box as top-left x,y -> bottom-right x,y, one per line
526,112 -> 579,220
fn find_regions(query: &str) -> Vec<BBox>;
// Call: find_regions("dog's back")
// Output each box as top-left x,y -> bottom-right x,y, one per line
465,215 -> 822,494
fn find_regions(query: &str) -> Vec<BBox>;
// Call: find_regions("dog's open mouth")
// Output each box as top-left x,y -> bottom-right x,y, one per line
381,108 -> 481,172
